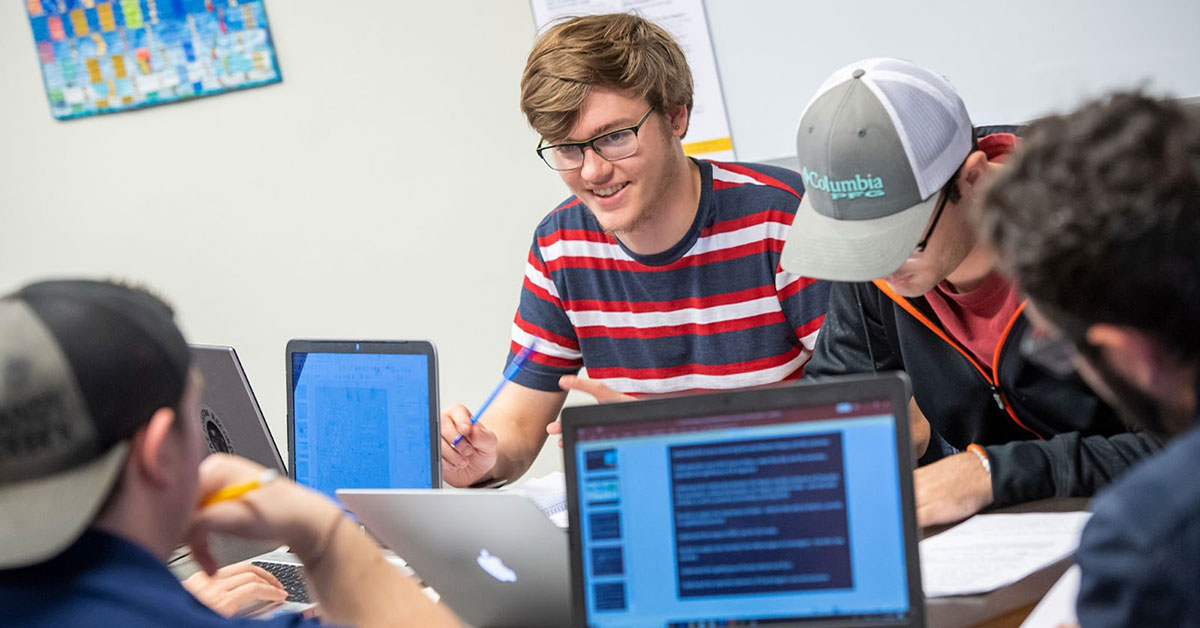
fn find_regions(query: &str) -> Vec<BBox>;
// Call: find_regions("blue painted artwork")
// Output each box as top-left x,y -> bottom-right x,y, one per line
25,0 -> 282,120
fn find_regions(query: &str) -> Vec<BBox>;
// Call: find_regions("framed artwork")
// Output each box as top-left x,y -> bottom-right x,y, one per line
26,0 -> 282,120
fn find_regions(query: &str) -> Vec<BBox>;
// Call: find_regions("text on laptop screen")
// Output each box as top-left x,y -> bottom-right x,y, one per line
573,400 -> 909,627
291,352 -> 432,498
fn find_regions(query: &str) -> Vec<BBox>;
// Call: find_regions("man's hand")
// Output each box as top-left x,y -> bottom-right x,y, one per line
185,454 -> 342,575
914,451 -> 993,527
546,375 -> 637,446
440,403 -> 500,487
182,563 -> 288,617
909,399 -> 931,459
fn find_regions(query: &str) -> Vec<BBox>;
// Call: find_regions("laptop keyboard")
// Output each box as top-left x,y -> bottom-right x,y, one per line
252,561 -> 311,603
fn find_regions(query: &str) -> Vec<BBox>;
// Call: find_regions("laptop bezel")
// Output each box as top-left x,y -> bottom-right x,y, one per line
560,372 -> 923,628
285,339 -> 442,490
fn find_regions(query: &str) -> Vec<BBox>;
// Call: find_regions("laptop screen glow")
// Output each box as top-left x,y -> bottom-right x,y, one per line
290,352 -> 433,498
573,400 -> 910,627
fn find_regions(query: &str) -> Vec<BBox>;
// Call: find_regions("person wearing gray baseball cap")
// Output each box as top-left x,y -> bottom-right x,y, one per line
0,280 -> 459,627
784,58 -> 1159,526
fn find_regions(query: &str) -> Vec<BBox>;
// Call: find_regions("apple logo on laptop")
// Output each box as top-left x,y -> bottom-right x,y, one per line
476,549 -> 517,583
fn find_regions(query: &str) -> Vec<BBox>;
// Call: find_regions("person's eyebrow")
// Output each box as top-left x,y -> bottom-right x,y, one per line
565,115 -> 641,143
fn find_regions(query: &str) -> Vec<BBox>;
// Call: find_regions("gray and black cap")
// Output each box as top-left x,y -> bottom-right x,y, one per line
0,280 -> 190,568
781,57 -> 974,281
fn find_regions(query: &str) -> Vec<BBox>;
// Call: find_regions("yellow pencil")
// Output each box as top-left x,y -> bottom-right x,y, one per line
201,469 -> 280,507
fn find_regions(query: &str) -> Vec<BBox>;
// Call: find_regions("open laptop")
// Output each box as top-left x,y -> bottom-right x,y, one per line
286,339 -> 441,497
189,344 -> 314,615
338,490 -> 571,628
191,344 -> 288,566
561,372 -> 925,628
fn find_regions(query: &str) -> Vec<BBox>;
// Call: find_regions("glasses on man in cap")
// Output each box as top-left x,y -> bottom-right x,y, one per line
536,108 -> 654,171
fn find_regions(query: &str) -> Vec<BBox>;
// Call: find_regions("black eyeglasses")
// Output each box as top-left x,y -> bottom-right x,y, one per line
914,189 -> 950,253
535,108 -> 655,171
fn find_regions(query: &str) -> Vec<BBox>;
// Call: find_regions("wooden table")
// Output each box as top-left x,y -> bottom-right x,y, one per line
924,498 -> 1088,628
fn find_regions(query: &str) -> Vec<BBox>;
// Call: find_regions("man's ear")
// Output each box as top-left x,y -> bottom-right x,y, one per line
959,149 -> 990,190
129,407 -> 179,489
1086,324 -> 1161,391
665,104 -> 689,137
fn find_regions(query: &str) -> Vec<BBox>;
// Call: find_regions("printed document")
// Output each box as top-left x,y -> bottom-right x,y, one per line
920,512 -> 1091,597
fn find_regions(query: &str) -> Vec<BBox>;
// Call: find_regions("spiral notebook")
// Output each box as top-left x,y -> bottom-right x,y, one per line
506,472 -> 569,528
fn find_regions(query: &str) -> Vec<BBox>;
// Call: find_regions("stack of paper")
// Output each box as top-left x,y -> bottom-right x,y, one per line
920,512 -> 1091,598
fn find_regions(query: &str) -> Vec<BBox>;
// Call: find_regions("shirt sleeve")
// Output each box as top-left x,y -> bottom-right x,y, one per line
505,239 -> 584,392
774,265 -> 830,354
984,431 -> 1161,508
1075,494 -> 1189,627
802,281 -> 904,378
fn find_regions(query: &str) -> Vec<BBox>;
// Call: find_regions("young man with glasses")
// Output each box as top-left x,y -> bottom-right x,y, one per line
782,58 -> 1158,526
440,13 -> 831,487
978,92 -> 1200,626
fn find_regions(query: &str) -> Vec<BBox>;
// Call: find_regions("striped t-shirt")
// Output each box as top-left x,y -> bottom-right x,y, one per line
508,159 -> 830,396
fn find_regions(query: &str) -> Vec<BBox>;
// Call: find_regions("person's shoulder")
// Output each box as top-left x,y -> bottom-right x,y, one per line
1085,425 -> 1200,550
532,195 -> 600,240
707,160 -> 805,205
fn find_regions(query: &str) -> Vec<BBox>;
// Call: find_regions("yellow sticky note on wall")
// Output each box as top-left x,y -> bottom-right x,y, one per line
86,57 -> 102,84
97,3 -> 116,32
70,9 -> 89,36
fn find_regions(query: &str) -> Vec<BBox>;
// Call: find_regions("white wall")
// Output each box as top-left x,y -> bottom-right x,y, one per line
0,1 -> 570,481
4,1 -> 1198,482
705,0 -> 1200,162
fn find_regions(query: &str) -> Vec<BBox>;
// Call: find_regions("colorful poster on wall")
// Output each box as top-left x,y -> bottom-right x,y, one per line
25,0 -> 282,120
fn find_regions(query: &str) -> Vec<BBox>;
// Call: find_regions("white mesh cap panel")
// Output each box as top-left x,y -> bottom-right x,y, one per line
863,60 -> 973,199
873,77 -> 967,194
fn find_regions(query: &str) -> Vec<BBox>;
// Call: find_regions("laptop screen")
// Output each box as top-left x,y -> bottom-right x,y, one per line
570,396 -> 911,627
289,344 -> 437,498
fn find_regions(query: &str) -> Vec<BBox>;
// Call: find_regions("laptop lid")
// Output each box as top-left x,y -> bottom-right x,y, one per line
286,339 -> 441,498
337,489 -> 571,628
191,344 -> 286,473
189,344 -> 288,566
561,373 -> 923,628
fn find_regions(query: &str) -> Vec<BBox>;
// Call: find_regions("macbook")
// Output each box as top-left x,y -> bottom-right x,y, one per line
337,489 -> 571,628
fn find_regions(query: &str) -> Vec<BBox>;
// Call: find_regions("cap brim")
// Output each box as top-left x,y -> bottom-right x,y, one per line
0,442 -> 128,568
781,191 -> 940,281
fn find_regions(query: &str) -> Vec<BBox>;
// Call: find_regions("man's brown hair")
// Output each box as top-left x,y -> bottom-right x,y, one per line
520,13 -> 694,142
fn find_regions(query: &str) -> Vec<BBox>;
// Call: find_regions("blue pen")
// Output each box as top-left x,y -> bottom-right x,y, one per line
451,339 -> 539,447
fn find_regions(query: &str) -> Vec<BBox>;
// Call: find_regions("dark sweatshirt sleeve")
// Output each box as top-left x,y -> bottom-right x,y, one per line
804,281 -> 902,378
984,431 -> 1162,507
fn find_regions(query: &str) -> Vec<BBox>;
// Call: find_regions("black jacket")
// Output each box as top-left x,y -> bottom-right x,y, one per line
804,279 -> 1161,507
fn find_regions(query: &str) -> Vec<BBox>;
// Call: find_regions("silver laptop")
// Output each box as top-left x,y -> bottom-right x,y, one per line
338,489 -> 571,628
560,373 -> 925,628
190,344 -> 314,616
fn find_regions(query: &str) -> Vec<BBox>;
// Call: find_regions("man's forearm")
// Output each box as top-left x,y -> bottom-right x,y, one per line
485,430 -> 549,485
296,515 -> 460,628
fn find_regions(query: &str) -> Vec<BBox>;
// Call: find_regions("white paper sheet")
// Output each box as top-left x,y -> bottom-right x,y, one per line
506,471 -> 569,528
528,0 -> 735,160
920,512 -> 1091,598
1019,564 -> 1080,628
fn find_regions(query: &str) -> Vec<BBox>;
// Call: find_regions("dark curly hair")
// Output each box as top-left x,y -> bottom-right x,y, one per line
978,92 -> 1200,360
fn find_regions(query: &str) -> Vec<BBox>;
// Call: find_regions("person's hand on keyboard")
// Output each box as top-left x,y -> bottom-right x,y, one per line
182,562 -> 287,616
